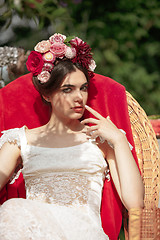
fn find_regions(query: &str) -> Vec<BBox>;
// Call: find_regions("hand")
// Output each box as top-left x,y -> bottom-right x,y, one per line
81,105 -> 125,146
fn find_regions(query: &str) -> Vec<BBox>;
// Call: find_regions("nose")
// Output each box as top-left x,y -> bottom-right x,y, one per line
74,90 -> 83,102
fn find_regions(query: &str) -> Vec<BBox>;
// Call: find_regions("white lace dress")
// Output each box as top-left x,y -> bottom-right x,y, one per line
0,127 -> 109,240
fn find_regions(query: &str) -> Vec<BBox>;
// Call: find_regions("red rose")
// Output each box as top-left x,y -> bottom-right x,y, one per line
26,51 -> 44,75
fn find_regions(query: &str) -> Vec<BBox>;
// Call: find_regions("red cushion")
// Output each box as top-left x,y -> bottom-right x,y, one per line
0,73 -> 139,240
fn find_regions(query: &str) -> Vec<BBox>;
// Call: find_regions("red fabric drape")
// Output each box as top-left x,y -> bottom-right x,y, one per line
0,73 -> 139,240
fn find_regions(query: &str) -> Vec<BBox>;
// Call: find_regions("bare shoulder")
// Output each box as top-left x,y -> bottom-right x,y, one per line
25,125 -> 45,135
0,141 -> 21,161
25,125 -> 47,145
0,128 -> 22,157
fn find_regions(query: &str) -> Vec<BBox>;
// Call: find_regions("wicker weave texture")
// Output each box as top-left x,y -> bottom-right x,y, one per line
126,91 -> 160,239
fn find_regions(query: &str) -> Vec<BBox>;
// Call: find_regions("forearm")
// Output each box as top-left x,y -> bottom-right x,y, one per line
113,134 -> 144,209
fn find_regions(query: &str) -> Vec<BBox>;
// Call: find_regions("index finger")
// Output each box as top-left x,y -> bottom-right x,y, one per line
85,105 -> 104,120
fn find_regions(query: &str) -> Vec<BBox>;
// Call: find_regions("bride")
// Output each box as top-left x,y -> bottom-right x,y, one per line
0,33 -> 144,240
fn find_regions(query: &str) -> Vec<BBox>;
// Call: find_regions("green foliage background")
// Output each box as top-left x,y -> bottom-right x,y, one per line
0,0 -> 160,115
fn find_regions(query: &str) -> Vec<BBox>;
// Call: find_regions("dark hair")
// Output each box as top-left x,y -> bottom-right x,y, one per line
32,60 -> 89,98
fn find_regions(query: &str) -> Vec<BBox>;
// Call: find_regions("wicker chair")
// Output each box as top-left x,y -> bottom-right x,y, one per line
0,72 -> 159,239
124,91 -> 160,240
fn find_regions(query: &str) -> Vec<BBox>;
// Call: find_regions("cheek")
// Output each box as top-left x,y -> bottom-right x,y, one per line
83,92 -> 88,103
61,95 -> 72,104
55,95 -> 71,108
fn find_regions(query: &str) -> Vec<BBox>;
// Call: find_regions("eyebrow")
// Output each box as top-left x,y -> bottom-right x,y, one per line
60,82 -> 88,88
61,84 -> 74,88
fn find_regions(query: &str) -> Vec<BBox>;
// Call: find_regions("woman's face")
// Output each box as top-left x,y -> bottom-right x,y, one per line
49,68 -> 88,121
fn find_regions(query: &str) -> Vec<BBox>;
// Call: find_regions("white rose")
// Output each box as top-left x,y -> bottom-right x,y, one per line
88,59 -> 96,72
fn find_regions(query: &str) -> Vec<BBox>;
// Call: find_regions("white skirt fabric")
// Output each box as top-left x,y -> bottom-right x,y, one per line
0,198 -> 109,240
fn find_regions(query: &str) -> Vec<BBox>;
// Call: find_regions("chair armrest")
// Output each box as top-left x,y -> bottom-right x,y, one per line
126,90 -> 160,208
124,91 -> 160,239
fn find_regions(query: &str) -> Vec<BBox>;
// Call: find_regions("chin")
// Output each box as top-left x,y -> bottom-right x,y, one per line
70,112 -> 84,119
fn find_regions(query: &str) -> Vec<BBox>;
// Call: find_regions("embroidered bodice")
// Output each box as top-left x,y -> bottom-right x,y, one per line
0,126 -> 108,211
0,127 -> 109,240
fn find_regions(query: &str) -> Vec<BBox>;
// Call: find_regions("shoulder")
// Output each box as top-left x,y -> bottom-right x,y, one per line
25,125 -> 48,146
0,126 -> 26,150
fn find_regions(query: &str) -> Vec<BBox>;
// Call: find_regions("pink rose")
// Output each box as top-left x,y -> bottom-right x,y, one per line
42,51 -> 56,62
26,51 -> 44,75
49,33 -> 66,44
34,40 -> 51,53
50,42 -> 66,57
65,47 -> 76,59
70,37 -> 83,46
43,63 -> 54,72
37,71 -> 51,83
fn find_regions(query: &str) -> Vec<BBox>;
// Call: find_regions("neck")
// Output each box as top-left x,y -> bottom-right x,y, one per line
45,114 -> 83,134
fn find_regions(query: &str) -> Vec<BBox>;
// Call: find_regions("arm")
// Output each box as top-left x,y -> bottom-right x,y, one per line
105,133 -> 144,209
0,142 -> 21,192
81,105 -> 144,210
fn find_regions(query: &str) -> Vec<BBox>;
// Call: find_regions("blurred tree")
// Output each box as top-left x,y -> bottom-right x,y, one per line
64,0 -> 160,115
0,0 -> 160,115
0,0 -> 68,29
0,0 -> 77,50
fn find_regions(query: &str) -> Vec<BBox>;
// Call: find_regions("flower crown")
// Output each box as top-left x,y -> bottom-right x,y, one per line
26,33 -> 96,83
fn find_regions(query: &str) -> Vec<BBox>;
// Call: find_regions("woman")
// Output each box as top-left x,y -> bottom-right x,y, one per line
0,33 -> 144,240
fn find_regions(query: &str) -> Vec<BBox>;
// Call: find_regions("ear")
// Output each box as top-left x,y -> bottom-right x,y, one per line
43,95 -> 50,102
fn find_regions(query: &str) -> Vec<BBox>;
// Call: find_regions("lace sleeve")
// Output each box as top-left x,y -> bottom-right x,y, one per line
0,128 -> 21,149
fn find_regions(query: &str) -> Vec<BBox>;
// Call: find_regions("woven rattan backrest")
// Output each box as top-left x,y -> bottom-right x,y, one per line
126,91 -> 160,239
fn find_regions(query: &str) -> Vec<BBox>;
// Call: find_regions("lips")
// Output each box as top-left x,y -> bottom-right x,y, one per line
72,106 -> 83,113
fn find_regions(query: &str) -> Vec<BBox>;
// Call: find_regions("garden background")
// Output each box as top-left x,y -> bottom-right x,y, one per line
0,0 -> 160,117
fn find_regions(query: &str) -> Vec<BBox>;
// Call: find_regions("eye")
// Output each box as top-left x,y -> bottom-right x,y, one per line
81,85 -> 88,91
62,87 -> 72,93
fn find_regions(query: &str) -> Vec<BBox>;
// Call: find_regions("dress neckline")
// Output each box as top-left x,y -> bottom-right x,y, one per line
22,126 -> 94,150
